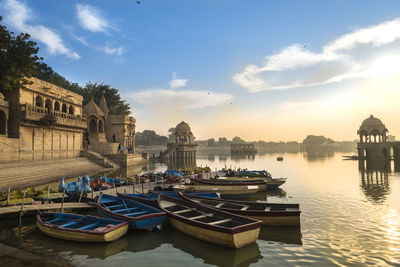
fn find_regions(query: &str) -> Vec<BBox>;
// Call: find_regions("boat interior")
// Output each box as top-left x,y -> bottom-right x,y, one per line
100,196 -> 158,217
41,214 -> 119,231
160,196 -> 255,228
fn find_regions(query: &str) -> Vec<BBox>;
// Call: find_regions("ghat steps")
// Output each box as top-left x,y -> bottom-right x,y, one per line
0,158 -> 106,191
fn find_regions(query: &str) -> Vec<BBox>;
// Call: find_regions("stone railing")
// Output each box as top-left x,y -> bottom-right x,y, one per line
20,104 -> 87,129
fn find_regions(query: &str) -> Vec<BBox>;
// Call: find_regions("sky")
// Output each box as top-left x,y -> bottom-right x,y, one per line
2,0 -> 400,142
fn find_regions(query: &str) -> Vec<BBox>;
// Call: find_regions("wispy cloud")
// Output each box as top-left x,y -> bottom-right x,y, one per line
3,0 -> 80,59
234,18 -> 400,92
131,89 -> 233,110
103,44 -> 123,56
76,4 -> 116,33
170,72 -> 188,88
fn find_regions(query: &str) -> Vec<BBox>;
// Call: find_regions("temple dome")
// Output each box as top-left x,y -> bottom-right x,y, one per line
358,115 -> 387,134
175,121 -> 191,136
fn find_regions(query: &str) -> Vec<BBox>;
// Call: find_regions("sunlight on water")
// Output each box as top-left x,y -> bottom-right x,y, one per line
1,152 -> 399,266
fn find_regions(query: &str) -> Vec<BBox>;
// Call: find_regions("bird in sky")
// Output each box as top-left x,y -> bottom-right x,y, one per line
136,1 -> 141,4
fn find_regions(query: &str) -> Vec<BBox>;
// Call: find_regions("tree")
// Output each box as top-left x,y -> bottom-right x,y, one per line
81,82 -> 130,115
232,136 -> 245,144
0,16 -> 41,91
207,138 -> 216,146
218,137 -> 228,146
168,127 -> 175,141
303,135 -> 334,145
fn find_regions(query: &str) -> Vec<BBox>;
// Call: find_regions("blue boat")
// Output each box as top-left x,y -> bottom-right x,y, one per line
117,191 -> 220,208
97,194 -> 167,231
165,169 -> 184,177
59,176 -> 92,196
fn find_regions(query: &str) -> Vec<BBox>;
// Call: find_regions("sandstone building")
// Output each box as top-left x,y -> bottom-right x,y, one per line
0,77 -> 86,162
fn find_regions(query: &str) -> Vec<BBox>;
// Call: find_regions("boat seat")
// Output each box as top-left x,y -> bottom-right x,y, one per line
173,208 -> 193,214
241,206 -> 249,211
108,204 -> 125,209
126,210 -> 150,217
113,207 -> 140,213
189,213 -> 214,220
46,218 -> 63,223
161,201 -> 177,208
264,207 -> 271,211
60,221 -> 81,228
78,223 -> 99,230
209,218 -> 232,225
215,203 -> 224,208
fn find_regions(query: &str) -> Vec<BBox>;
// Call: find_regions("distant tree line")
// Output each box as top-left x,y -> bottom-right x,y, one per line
135,130 -> 169,146
0,17 -> 130,115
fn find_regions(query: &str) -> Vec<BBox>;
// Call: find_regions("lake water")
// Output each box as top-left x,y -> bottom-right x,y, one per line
1,152 -> 399,266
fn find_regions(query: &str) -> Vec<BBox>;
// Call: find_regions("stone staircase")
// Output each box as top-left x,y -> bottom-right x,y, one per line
159,144 -> 176,160
0,158 -> 105,191
81,150 -> 119,168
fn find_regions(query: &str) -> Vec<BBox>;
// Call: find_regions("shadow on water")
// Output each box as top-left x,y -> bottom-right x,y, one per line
259,226 -> 302,245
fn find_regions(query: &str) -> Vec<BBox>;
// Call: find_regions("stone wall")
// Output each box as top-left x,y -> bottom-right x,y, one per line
105,153 -> 147,167
0,125 -> 83,163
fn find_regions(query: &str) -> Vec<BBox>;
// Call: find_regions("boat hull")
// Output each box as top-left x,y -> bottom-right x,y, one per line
244,214 -> 300,226
37,218 -> 128,242
168,216 -> 260,248
191,178 -> 267,192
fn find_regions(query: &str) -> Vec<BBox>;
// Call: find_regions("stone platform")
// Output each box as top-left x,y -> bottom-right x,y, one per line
0,158 -> 107,191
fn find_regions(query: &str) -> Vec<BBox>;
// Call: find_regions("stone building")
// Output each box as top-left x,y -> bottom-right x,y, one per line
83,95 -> 136,155
0,77 -> 86,162
160,121 -> 197,168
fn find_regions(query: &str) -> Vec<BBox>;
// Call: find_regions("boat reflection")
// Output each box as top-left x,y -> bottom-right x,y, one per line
258,226 -> 302,245
166,224 -> 262,267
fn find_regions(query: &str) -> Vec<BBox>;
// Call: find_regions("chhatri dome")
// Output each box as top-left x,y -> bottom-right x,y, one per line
357,115 -> 388,143
175,121 -> 192,135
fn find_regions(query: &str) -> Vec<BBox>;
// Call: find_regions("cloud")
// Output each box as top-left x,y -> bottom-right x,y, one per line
170,72 -> 188,88
234,18 -> 400,92
3,0 -> 80,59
103,44 -> 123,56
76,4 -> 115,33
131,89 -> 233,110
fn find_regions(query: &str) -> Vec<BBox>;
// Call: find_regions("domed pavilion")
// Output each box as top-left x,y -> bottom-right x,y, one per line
160,121 -> 197,167
357,115 -> 388,143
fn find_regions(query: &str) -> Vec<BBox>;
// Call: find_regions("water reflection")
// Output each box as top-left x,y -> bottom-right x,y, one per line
230,153 -> 256,162
303,150 -> 334,162
258,226 -> 302,245
360,169 -> 390,204
167,225 -> 262,267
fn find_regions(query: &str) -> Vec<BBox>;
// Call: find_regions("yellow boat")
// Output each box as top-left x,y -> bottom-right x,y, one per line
190,177 -> 267,192
173,184 -> 259,198
37,212 -> 129,242
158,193 -> 261,248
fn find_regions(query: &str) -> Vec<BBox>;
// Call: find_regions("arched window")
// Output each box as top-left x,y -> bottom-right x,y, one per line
69,106 -> 74,115
35,96 -> 43,107
54,101 -> 60,111
89,116 -> 97,133
45,99 -> 52,113
98,120 -> 104,133
62,103 -> 67,113
0,110 -> 6,135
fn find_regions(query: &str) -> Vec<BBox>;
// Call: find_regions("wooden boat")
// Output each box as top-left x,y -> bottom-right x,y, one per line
158,193 -> 261,248
217,176 -> 286,189
277,157 -> 284,161
117,191 -> 220,208
191,177 -> 267,192
0,190 -> 34,205
97,194 -> 167,231
182,194 -> 301,226
173,184 -> 259,199
37,212 -> 128,242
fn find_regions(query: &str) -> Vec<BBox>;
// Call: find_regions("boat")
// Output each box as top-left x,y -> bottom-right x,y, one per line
97,194 -> 167,231
173,184 -> 259,199
190,177 -> 268,192
59,176 -> 92,196
0,190 -> 35,205
37,212 -> 129,242
182,194 -> 301,226
217,176 -> 286,190
277,156 -> 284,161
158,193 -> 261,248
117,191 -> 220,208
